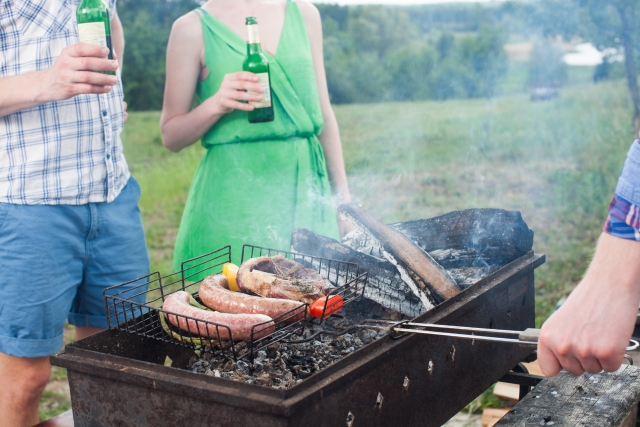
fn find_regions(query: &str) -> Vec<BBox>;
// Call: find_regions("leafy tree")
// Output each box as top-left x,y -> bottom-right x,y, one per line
436,33 -> 455,59
387,44 -> 437,101
457,24 -> 509,99
538,0 -> 640,129
118,0 -> 200,110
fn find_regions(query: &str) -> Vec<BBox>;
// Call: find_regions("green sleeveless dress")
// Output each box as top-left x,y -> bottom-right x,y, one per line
173,1 -> 340,272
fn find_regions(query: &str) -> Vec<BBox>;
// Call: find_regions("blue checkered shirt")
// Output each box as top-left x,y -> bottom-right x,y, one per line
0,0 -> 130,205
603,141 -> 640,241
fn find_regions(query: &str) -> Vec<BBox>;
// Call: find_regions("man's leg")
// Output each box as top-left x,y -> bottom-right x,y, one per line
0,353 -> 51,427
0,203 -> 88,427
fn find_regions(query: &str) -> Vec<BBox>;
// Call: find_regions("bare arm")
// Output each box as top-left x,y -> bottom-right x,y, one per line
111,9 -> 125,69
538,232 -> 640,376
160,13 -> 264,152
0,44 -> 119,118
298,1 -> 354,237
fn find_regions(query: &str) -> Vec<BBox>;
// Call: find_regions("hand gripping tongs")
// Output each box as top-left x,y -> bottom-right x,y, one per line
390,321 -> 639,364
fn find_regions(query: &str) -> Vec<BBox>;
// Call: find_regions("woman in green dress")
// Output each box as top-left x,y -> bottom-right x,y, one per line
161,0 -> 353,270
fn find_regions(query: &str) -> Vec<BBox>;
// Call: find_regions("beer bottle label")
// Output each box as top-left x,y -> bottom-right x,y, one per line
249,73 -> 272,109
247,24 -> 260,44
78,22 -> 107,47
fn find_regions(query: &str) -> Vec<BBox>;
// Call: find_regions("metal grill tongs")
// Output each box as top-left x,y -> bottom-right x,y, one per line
390,321 -> 640,353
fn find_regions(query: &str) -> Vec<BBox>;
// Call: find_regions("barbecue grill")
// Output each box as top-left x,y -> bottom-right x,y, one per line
51,209 -> 544,427
101,244 -> 368,364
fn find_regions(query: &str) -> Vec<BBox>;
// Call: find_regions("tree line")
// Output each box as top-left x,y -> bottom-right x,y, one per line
117,0 -> 638,119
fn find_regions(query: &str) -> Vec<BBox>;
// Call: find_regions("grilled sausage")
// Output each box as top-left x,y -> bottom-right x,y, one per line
236,255 -> 334,305
162,291 -> 274,341
199,275 -> 306,323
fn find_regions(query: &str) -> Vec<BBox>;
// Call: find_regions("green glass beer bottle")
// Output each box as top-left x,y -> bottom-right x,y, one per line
243,17 -> 274,123
76,0 -> 115,76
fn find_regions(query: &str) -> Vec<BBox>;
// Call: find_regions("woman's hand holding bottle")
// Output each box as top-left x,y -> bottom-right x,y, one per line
209,72 -> 265,115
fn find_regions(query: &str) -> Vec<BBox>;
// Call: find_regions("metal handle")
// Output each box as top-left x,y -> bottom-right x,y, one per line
391,323 -> 640,352
390,321 -> 538,346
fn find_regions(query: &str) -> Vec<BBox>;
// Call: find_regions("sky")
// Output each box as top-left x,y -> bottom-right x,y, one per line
313,0 -> 496,4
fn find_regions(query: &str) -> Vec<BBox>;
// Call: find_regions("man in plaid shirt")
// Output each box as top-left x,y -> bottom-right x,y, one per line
0,1 -> 149,425
539,139 -> 640,377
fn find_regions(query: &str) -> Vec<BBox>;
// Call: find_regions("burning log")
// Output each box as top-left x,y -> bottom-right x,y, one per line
338,203 -> 461,306
291,208 -> 534,317
389,208 -> 534,267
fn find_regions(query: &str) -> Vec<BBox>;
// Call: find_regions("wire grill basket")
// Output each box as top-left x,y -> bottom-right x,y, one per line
103,244 -> 368,362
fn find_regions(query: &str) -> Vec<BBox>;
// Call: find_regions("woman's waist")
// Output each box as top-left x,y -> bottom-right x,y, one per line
202,132 -> 319,148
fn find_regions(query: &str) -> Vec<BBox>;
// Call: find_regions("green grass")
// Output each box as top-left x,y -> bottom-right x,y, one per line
121,78 -> 634,327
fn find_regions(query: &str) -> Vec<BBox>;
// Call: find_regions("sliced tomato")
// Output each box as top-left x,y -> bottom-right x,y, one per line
309,295 -> 344,319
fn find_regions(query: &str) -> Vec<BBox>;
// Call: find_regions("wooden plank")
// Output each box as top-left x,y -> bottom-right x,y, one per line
338,203 -> 461,304
522,360 -> 544,377
494,382 -> 520,403
482,408 -> 511,427
495,366 -> 640,427
575,368 -> 640,426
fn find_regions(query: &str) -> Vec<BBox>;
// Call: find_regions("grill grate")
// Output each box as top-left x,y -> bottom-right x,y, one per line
102,244 -> 368,362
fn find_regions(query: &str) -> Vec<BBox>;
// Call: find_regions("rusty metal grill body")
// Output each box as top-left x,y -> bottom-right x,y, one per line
52,252 -> 544,427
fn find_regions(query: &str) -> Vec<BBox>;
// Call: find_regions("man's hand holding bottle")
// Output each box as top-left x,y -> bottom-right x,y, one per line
39,43 -> 119,103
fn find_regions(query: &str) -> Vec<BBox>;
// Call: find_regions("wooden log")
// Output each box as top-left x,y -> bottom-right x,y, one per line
291,227 -> 431,315
292,208 -> 534,315
390,209 -> 534,267
494,365 -> 640,427
338,203 -> 461,304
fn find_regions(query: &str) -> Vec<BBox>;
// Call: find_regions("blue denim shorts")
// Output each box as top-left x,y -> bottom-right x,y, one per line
0,177 -> 150,358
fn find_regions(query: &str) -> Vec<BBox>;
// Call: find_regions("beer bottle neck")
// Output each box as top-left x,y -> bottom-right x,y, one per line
246,24 -> 262,55
247,43 -> 262,55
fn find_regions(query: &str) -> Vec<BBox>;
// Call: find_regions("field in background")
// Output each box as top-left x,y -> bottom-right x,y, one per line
125,78 -> 633,326
39,78 -> 634,420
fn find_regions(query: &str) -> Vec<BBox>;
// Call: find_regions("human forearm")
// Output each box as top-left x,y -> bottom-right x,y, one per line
0,72 -> 50,117
0,44 -> 117,118
538,233 -> 640,376
161,97 -> 225,152
318,112 -> 351,205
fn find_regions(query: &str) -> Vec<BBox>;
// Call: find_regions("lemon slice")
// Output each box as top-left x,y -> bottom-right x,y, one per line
222,263 -> 240,292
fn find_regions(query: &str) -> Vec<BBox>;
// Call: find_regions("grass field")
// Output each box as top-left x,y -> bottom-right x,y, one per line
39,77 -> 636,420
125,78 -> 635,324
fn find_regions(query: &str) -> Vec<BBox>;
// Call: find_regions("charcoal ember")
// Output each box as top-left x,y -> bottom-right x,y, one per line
266,343 -> 279,358
188,296 -> 404,389
237,360 -> 250,373
254,373 -> 272,386
192,360 -> 208,373
341,347 -> 354,355
188,356 -> 197,368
